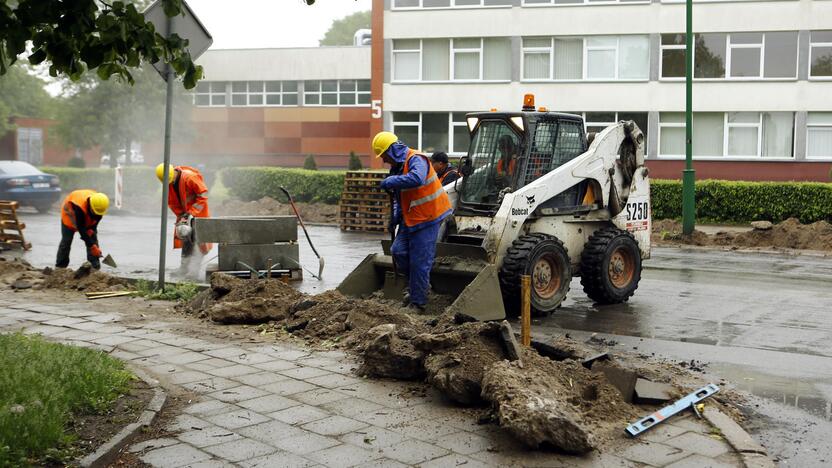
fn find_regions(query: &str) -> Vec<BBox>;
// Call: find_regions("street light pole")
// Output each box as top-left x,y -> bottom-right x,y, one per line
682,0 -> 696,235
157,14 -> 175,290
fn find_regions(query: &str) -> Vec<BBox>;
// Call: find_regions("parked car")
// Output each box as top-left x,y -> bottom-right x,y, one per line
0,161 -> 61,213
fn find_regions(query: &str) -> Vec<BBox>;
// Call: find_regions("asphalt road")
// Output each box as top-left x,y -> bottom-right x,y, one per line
13,210 -> 832,465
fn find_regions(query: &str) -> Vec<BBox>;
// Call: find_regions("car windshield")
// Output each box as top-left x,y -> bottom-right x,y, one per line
460,120 -> 521,206
0,161 -> 42,176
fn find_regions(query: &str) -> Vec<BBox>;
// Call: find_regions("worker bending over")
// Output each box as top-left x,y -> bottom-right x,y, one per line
56,190 -> 109,269
373,131 -> 452,311
430,152 -> 460,186
156,164 -> 213,270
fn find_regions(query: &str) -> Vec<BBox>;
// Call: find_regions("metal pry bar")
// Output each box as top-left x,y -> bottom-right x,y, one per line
625,383 -> 720,437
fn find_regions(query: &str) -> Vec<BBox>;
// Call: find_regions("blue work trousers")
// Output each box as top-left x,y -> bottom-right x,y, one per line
390,222 -> 441,306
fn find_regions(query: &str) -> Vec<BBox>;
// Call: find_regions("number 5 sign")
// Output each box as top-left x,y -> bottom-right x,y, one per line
371,99 -> 382,119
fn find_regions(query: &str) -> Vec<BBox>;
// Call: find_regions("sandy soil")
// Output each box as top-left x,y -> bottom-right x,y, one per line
652,218 -> 832,252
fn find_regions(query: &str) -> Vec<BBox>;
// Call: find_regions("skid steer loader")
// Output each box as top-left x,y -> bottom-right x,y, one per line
338,95 -> 651,321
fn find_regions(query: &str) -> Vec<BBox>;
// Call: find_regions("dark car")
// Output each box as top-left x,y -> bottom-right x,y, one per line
0,161 -> 61,213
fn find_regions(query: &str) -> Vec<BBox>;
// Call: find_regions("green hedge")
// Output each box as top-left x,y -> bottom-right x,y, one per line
221,167 -> 346,204
651,179 -> 832,224
40,167 -> 159,199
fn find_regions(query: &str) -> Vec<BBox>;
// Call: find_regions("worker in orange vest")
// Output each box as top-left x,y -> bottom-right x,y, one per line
430,152 -> 460,186
496,134 -> 518,183
57,190 -> 109,269
156,164 -> 213,269
373,131 -> 453,311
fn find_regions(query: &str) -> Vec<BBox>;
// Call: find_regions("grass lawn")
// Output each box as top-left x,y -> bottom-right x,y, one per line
0,332 -> 132,466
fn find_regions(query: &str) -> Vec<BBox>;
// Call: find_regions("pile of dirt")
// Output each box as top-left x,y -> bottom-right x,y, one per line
0,257 -> 44,290
0,257 -> 127,292
214,197 -> 339,224
183,273 -> 303,324
652,217 -> 832,251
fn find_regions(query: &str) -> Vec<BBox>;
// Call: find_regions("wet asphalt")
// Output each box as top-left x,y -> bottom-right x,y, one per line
12,210 -> 832,465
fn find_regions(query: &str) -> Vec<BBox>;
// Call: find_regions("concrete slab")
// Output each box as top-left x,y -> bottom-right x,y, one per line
194,216 -> 298,244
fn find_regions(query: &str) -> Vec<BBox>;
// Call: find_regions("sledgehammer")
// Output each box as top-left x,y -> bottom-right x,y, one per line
278,186 -> 324,280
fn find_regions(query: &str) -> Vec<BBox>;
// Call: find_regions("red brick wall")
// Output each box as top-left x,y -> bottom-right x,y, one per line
0,117 -> 100,166
646,160 -> 832,182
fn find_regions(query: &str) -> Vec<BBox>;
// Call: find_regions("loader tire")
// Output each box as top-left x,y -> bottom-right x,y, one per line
580,227 -> 642,304
500,233 -> 571,317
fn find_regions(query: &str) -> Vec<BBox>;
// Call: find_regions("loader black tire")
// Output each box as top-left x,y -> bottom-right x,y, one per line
580,227 -> 642,304
500,233 -> 571,317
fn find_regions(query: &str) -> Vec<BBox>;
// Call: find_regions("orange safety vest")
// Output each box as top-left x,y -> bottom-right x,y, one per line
168,166 -> 212,254
400,150 -> 452,228
497,158 -> 516,176
439,168 -> 459,184
60,189 -> 99,232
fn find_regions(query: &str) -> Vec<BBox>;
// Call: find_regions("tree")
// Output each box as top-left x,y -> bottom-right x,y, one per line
303,155 -> 318,170
348,151 -> 362,170
320,10 -> 370,46
0,63 -> 57,136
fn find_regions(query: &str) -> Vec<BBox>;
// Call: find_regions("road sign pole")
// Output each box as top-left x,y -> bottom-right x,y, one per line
158,14 -> 176,291
682,0 -> 696,235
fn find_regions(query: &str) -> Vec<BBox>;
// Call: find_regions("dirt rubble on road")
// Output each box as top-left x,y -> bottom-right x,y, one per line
652,217 -> 832,252
214,197 -> 339,224
0,257 -> 128,292
176,272 -> 731,454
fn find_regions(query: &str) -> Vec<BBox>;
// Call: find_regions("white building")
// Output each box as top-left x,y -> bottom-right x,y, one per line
378,0 -> 832,180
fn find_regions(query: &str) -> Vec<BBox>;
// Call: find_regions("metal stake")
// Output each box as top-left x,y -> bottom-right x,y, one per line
157,14 -> 176,291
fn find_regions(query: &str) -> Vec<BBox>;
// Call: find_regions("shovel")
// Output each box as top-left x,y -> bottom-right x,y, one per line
102,254 -> 117,268
278,186 -> 324,280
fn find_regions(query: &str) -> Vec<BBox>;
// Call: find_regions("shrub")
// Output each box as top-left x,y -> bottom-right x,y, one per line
303,155 -> 317,171
651,179 -> 832,224
67,156 -> 86,168
348,151 -> 363,170
221,167 -> 345,204
39,166 -> 159,199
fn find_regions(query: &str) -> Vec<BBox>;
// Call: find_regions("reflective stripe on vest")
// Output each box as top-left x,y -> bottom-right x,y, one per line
400,150 -> 452,227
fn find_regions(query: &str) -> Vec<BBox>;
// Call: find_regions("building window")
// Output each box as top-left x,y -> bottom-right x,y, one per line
568,112 -> 649,151
807,113 -> 832,159
393,0 -> 512,9
658,112 -> 793,158
809,31 -> 832,79
304,80 -> 370,106
660,32 -> 797,80
523,0 -> 649,4
194,81 -> 227,107
394,38 -> 510,82
522,35 -> 648,81
16,128 -> 43,165
229,81 -> 297,106
392,112 -> 471,155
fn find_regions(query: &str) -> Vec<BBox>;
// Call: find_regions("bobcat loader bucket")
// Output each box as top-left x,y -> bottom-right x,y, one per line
337,242 -> 506,321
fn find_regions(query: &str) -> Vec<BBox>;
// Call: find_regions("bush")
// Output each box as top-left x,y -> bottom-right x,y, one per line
348,151 -> 363,170
303,155 -> 317,171
221,167 -> 345,204
651,179 -> 832,224
40,166 -> 159,199
67,156 -> 86,168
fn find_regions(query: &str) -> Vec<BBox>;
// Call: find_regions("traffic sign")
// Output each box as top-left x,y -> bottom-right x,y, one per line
144,0 -> 213,80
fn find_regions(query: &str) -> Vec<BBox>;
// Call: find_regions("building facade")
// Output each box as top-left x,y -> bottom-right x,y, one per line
377,0 -> 832,181
0,117 -> 99,167
180,46 -> 379,169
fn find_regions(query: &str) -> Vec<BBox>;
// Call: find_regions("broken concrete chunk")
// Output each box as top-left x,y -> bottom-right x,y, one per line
290,298 -> 318,314
209,297 -> 290,324
285,318 -> 309,332
11,279 -> 32,290
751,220 -> 773,231
591,361 -> 637,403
499,321 -> 522,362
209,272 -> 241,297
358,324 -> 424,380
425,352 -> 484,406
581,352 -> 611,369
412,331 -> 462,351
634,378 -> 674,404
73,262 -> 92,279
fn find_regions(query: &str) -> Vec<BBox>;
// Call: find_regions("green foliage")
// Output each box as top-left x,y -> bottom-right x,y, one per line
303,155 -> 318,171
135,279 -> 200,302
320,10 -> 371,46
39,166 -> 159,199
0,63 -> 57,136
0,0 -> 203,88
348,151 -> 363,170
221,168 -> 345,204
0,333 -> 132,466
651,179 -> 832,224
66,156 -> 86,168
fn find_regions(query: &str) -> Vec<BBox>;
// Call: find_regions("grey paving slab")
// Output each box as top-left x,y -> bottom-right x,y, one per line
177,425 -> 243,448
269,404 -> 332,426
352,409 -> 415,429
642,424 -> 690,444
117,340 -> 154,353
294,357 -> 339,369
183,400 -> 241,418
388,417 -> 460,442
110,350 -> 141,362
167,370 -> 214,385
233,371 -> 291,387
205,408 -> 271,430
252,359 -> 300,372
238,393 -> 301,413
279,366 -> 332,380
204,347 -> 251,359
182,460 -> 235,468
164,350 -> 212,365
272,349 -> 312,361
271,431 -> 341,455
128,437 -> 180,453
209,385 -> 271,403
140,443 -> 212,467
203,438 -> 279,462
619,441 -> 691,466
187,357 -> 238,371
86,313 -> 121,323
169,414 -> 210,432
226,352 -> 274,365
25,313 -> 62,322
339,425 -> 407,449
182,377 -> 240,394
301,415 -> 368,436
666,432 -> 732,458
381,439 -> 450,465
419,454 -> 491,468
262,379 -> 318,396
206,364 -> 261,379
305,442 -> 380,467
666,453 -> 737,468
360,458 -> 409,468
292,388 -> 350,406
236,419 -> 309,444
21,324 -> 66,336
320,397 -> 383,418
304,373 -> 363,389
66,320 -> 108,331
238,451 -> 317,468
43,316 -> 86,327
434,430 -> 492,456
93,334 -> 138,346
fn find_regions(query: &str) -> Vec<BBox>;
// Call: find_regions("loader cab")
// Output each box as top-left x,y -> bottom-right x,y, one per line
456,106 -> 588,216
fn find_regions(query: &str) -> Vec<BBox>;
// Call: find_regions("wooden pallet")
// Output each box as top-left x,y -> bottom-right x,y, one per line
338,171 -> 390,232
0,201 -> 32,250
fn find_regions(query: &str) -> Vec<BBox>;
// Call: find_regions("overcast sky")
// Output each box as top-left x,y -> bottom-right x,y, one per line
186,0 -> 372,49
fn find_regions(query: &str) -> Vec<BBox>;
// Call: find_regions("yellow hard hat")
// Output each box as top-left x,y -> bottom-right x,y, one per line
155,163 -> 175,183
89,193 -> 109,216
372,131 -> 398,158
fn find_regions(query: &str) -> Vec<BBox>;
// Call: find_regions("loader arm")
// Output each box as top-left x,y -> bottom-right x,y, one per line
483,122 -> 645,266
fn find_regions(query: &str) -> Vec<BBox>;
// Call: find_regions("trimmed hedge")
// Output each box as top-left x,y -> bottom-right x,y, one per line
40,166 -> 160,199
651,179 -> 832,224
221,167 -> 345,204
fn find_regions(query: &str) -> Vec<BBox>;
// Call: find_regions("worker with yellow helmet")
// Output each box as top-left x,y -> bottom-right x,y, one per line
56,189 -> 109,269
373,131 -> 452,311
156,163 -> 213,268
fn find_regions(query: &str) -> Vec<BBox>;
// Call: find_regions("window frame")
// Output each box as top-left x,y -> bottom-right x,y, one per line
392,40 -> 423,82
659,35 -> 686,79
726,34 -> 764,80
521,37 -> 554,81
724,112 -> 763,157
393,38 -> 511,83
392,0 -> 513,10
391,112 -> 472,156
521,0 -> 650,6
303,80 -> 371,107
451,38 -> 484,81
193,81 -> 228,107
584,36 -> 619,81
806,113 -> 832,160
520,35 -> 650,83
808,32 -> 832,81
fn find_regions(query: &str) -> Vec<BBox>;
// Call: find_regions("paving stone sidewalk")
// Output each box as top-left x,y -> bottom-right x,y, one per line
0,298 -> 748,467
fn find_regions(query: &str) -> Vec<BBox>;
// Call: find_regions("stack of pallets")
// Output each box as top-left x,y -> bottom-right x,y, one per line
0,201 -> 32,251
338,171 -> 390,232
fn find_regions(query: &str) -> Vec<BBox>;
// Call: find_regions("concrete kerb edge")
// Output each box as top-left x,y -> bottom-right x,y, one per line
701,407 -> 776,468
652,243 -> 831,259
78,366 -> 167,468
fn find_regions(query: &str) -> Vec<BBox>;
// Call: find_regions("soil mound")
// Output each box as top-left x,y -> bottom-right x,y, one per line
651,219 -> 710,246
214,197 -> 338,224
652,218 -> 832,251
41,264 -> 128,291
183,273 -> 303,324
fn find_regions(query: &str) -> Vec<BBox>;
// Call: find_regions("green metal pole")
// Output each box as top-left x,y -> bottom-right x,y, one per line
158,14 -> 176,291
682,0 -> 696,235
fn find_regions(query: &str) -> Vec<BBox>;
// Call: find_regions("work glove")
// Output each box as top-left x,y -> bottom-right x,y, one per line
90,244 -> 102,258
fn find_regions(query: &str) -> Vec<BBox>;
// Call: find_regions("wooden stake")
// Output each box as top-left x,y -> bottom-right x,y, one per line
520,274 -> 531,347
